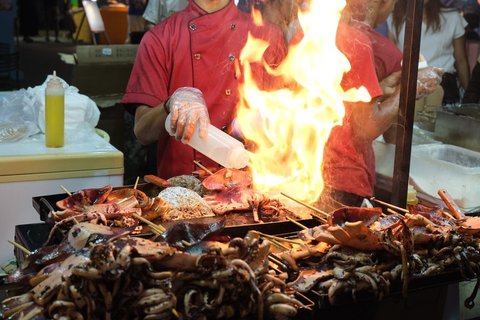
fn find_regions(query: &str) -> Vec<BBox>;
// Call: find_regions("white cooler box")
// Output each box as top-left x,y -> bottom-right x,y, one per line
374,141 -> 480,212
0,132 -> 123,265
410,144 -> 480,211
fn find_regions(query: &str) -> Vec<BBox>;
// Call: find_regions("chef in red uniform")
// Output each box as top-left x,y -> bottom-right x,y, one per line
122,0 -> 287,179
321,22 -> 391,207
321,0 -> 441,207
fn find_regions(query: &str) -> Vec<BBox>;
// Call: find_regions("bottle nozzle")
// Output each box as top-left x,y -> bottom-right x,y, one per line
228,147 -> 250,169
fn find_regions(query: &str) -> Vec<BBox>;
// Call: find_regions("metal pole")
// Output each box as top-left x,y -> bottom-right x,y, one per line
391,0 -> 424,206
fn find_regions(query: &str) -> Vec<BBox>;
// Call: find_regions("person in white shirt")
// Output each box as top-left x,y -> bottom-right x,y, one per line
142,0 -> 188,28
388,0 -> 469,106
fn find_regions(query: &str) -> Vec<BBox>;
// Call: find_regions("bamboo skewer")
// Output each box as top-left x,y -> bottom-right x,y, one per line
280,192 -> 329,223
370,197 -> 408,214
386,208 -> 400,215
267,238 -> 291,251
252,230 -> 303,246
133,176 -> 140,190
268,254 -> 289,270
286,216 -> 309,230
193,160 -> 214,175
60,185 -> 72,196
132,214 -> 192,246
133,213 -> 166,234
8,240 -> 30,256
172,309 -> 180,319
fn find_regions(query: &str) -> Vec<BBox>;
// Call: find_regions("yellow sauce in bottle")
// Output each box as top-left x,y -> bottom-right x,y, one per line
45,71 -> 65,148
407,184 -> 418,205
45,94 -> 64,147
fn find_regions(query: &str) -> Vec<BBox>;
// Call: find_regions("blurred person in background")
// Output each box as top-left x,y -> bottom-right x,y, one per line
18,0 -> 40,42
142,0 -> 187,28
125,0 -> 147,43
463,53 -> 480,103
388,0 -> 470,106
122,0 -> 287,179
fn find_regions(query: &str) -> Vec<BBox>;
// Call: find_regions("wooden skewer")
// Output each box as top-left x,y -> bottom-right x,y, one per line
386,208 -> 399,215
253,231 -> 303,246
60,185 -> 72,196
266,238 -> 290,251
172,308 -> 180,319
133,213 -> 166,234
133,176 -> 140,190
280,192 -> 329,222
370,197 -> 408,214
182,240 -> 192,247
268,254 -> 289,270
8,240 -> 30,256
132,214 -> 192,246
193,160 -> 214,175
286,217 -> 309,230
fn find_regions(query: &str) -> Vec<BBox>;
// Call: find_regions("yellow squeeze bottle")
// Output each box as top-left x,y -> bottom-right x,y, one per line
45,71 -> 65,147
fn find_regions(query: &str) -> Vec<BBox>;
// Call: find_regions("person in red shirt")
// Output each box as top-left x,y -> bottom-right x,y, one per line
122,0 -> 287,179
320,21 -> 398,208
320,0 -> 442,208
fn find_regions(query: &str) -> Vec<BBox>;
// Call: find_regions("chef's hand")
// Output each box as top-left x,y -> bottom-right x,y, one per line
168,87 -> 210,143
380,71 -> 401,97
416,67 -> 444,99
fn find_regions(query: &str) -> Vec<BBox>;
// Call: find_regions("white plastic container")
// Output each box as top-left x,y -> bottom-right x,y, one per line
165,114 -> 249,169
410,144 -> 480,210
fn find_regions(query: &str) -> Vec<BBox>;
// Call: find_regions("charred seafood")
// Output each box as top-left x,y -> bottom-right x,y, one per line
2,230 -> 302,320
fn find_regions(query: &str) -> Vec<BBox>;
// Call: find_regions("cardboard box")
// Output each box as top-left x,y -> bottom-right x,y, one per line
60,44 -> 138,105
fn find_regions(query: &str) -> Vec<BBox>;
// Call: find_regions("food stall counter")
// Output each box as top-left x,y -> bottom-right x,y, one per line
0,132 -> 123,265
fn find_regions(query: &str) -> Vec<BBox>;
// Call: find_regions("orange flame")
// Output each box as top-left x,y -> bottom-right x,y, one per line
236,0 -> 371,203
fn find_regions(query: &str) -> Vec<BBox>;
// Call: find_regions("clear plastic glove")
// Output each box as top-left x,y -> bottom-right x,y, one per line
416,67 -> 444,99
168,87 -> 210,143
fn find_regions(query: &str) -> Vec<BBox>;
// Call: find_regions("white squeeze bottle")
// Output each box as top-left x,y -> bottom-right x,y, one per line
165,114 -> 249,169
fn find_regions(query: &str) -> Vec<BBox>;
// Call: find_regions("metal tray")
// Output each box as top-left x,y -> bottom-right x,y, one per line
31,183 -> 321,239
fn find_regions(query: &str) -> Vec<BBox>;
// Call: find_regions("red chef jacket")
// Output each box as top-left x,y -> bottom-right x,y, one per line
322,22 -> 384,198
350,20 -> 403,81
122,0 -> 287,179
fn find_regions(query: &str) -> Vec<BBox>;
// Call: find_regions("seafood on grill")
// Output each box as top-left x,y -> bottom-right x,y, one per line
298,206 -> 393,251
156,186 -> 214,221
200,168 -> 283,222
49,184 -> 214,232
202,168 -> 253,191
47,194 -> 143,241
272,204 -> 480,306
200,168 -> 298,222
55,185 -> 114,211
5,223 -> 132,286
167,175 -> 204,195
2,228 -> 303,320
50,185 -> 155,229
202,184 -> 302,223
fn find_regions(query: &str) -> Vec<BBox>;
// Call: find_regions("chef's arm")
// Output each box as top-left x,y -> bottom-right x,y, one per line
350,91 -> 400,142
134,104 -> 169,145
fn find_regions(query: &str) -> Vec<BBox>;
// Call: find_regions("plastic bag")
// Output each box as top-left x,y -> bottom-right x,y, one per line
32,74 -> 100,134
0,90 -> 40,143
